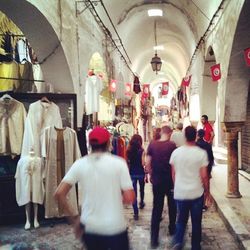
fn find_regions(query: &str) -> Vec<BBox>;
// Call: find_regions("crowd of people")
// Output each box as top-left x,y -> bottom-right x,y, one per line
54,114 -> 215,250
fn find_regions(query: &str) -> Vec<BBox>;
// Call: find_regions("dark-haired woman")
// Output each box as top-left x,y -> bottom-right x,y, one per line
126,134 -> 146,220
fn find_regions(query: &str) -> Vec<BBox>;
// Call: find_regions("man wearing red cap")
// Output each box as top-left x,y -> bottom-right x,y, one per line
54,127 -> 135,250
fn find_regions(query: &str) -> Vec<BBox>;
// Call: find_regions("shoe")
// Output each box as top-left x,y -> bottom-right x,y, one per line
134,214 -> 139,220
150,241 -> 159,249
139,202 -> 145,209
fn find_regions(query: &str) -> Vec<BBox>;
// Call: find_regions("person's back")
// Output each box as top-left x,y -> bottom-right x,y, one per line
170,122 -> 185,147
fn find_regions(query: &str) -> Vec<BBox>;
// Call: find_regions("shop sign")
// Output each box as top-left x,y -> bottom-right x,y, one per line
162,82 -> 169,95
109,79 -> 117,92
244,47 -> 250,66
181,75 -> 192,87
210,63 -> 221,81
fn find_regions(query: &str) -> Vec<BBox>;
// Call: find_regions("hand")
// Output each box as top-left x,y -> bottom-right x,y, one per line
72,216 -> 84,239
204,191 -> 213,207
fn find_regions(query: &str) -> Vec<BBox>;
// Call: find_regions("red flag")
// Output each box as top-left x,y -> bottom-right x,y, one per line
182,75 -> 192,87
244,48 -> 250,66
210,63 -> 221,81
142,84 -> 150,99
109,79 -> 117,92
162,82 -> 169,95
125,83 -> 132,97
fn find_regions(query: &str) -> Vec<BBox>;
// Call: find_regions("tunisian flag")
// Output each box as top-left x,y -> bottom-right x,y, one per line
162,82 -> 169,95
244,48 -> 250,66
210,63 -> 221,81
125,83 -> 132,97
181,75 -> 192,87
142,84 -> 150,99
109,79 -> 117,92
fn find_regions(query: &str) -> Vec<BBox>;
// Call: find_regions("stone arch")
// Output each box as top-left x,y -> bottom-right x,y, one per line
0,0 -> 74,93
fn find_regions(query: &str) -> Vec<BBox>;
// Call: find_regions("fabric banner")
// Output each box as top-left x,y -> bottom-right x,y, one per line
125,83 -> 132,97
181,75 -> 192,87
210,63 -> 221,81
142,84 -> 150,99
133,76 -> 141,94
244,47 -> 250,66
162,82 -> 169,95
109,79 -> 117,92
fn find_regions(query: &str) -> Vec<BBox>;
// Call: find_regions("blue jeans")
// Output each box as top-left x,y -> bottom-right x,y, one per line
174,194 -> 204,250
131,175 -> 145,215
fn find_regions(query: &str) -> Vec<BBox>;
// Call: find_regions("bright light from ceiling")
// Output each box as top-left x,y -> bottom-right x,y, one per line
148,9 -> 163,17
153,45 -> 164,51
158,71 -> 165,75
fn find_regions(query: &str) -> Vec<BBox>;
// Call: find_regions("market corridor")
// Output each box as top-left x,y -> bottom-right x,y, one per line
0,175 -> 240,250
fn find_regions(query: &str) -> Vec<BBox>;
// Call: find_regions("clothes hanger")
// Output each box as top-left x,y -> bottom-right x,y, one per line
0,93 -> 12,101
41,96 -> 50,103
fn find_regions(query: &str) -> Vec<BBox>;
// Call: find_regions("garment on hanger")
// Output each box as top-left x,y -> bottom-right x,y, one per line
0,96 -> 26,156
15,155 -> 44,206
32,64 -> 44,93
16,61 -> 34,92
0,33 -> 13,62
0,61 -> 19,91
21,100 -> 62,157
85,75 -> 104,115
15,38 -> 31,64
41,126 -> 81,218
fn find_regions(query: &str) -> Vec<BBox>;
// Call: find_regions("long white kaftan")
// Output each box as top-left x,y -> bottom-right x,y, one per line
21,100 -> 62,157
41,126 -> 81,218
0,97 -> 26,156
85,75 -> 104,115
15,155 -> 44,206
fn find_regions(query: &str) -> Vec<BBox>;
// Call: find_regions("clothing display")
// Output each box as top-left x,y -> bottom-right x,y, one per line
0,61 -> 19,91
0,96 -> 26,156
41,126 -> 81,218
85,75 -> 104,115
15,38 -> 31,64
15,155 -> 44,206
32,64 -> 44,93
21,100 -> 62,157
16,61 -> 34,92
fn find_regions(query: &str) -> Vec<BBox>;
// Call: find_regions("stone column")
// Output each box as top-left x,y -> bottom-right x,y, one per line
223,122 -> 244,198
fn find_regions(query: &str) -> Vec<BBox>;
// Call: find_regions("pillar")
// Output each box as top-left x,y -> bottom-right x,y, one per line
223,122 -> 244,198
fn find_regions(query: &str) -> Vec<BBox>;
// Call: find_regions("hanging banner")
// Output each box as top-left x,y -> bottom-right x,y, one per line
142,84 -> 150,99
125,83 -> 132,97
244,47 -> 250,66
109,79 -> 117,92
181,75 -> 192,87
210,63 -> 221,81
162,82 -> 169,96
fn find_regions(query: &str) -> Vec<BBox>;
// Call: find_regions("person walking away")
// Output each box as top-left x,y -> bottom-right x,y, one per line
54,127 -> 135,250
170,122 -> 185,147
196,129 -> 214,210
126,134 -> 146,220
145,126 -> 177,248
152,127 -> 161,141
170,126 -> 210,250
201,115 -> 214,145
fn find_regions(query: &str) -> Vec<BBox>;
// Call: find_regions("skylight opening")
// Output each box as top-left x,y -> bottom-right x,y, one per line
148,9 -> 163,17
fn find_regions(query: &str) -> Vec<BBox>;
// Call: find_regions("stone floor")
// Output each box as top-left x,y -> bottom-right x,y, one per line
0,181 -> 240,250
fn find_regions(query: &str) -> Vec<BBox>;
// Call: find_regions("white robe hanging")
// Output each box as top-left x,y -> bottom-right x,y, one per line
21,100 -> 62,157
41,126 -> 81,218
15,155 -> 44,206
85,75 -> 104,115
0,98 -> 26,156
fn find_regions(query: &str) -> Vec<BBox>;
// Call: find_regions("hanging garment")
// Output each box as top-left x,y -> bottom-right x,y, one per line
15,155 -> 44,206
0,97 -> 26,156
0,61 -> 19,91
0,33 -> 13,62
41,126 -> 81,218
15,38 -> 31,63
32,64 -> 44,93
85,75 -> 104,115
133,76 -> 141,94
16,61 -> 34,92
21,100 -> 62,157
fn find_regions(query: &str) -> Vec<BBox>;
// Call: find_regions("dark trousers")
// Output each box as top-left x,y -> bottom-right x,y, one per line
131,175 -> 145,215
174,195 -> 204,250
151,184 -> 176,243
82,230 -> 129,250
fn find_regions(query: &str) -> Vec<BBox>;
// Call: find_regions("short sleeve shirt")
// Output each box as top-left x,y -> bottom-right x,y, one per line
62,152 -> 133,235
203,122 -> 213,143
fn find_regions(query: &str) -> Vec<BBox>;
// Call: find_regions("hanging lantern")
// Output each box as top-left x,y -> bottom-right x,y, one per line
150,53 -> 162,74
109,79 -> 117,92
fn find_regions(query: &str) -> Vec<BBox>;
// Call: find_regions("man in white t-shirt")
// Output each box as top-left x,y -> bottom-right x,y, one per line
54,127 -> 135,250
170,122 -> 185,147
169,126 -> 210,250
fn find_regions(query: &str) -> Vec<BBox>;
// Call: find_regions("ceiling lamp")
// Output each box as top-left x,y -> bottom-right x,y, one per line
151,20 -> 162,74
148,9 -> 163,17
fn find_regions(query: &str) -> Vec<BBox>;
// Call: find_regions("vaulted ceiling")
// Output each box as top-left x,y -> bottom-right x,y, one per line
96,0 -> 222,94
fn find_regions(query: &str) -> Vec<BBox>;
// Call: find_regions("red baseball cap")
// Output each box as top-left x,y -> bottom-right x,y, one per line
89,127 -> 110,145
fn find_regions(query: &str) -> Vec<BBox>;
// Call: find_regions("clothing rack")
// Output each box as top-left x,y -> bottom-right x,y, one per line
0,76 -> 45,83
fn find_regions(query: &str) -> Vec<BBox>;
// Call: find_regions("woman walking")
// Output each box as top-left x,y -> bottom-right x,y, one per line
126,134 -> 146,220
